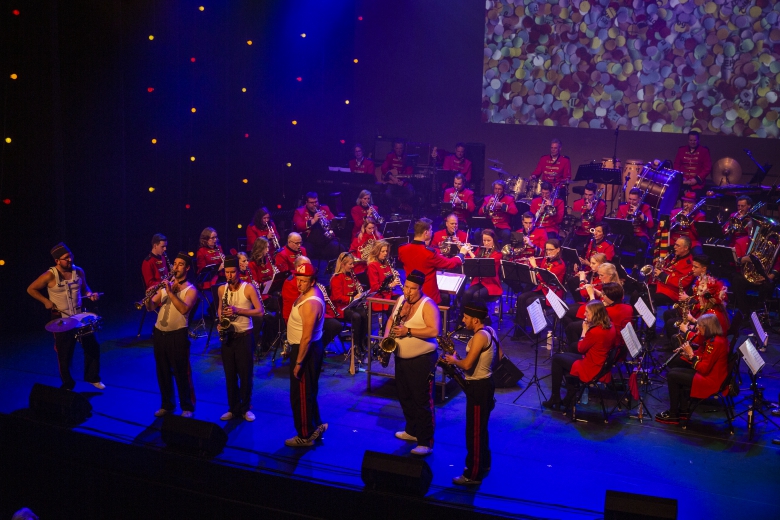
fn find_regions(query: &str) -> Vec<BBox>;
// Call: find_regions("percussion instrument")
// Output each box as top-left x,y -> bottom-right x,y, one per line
622,160 -> 644,199
71,312 -> 103,340
45,316 -> 79,333
634,165 -> 683,218
712,157 -> 742,187
601,157 -> 621,170
505,176 -> 527,201
524,176 -> 543,199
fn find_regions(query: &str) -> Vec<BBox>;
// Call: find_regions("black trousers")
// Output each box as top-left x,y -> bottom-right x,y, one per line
323,318 -> 344,349
731,275 -> 775,314
550,352 -> 581,400
651,287 -> 677,308
618,235 -> 650,269
153,327 -> 195,412
344,305 -> 368,348
662,308 -> 682,341
395,350 -> 438,448
289,339 -> 324,438
566,277 -> 586,302
667,367 -> 695,412
221,332 -> 254,415
462,283 -> 491,308
53,330 -> 100,390
513,291 -> 545,328
564,321 -> 584,353
494,228 -> 511,247
464,378 -> 495,481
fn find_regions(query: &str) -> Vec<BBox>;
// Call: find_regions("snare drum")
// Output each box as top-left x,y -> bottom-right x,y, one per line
623,160 -> 644,198
71,312 -> 103,340
525,176 -> 542,198
634,166 -> 683,218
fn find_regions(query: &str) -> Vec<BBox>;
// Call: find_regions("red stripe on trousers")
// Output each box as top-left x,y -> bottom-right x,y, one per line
300,377 -> 308,438
470,405 -> 481,480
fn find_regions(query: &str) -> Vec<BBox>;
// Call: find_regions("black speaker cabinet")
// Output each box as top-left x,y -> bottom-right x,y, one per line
604,490 -> 678,520
494,356 -> 524,388
161,414 -> 228,457
361,450 -> 432,497
29,383 -> 92,424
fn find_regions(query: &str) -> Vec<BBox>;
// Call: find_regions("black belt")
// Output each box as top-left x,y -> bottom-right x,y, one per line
153,327 -> 188,336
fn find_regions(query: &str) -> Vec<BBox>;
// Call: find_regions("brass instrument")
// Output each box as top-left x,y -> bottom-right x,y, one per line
639,253 -> 675,285
436,326 -> 468,391
486,195 -> 499,217
581,187 -> 604,222
724,201 -> 764,237
134,272 -> 174,310
533,184 -> 561,226
741,213 -> 780,283
629,188 -> 649,225
671,198 -> 707,231
366,205 -> 385,225
360,237 -> 376,261
218,284 -> 237,341
267,221 -> 281,251
449,190 -> 459,205
379,304 -> 405,368
315,205 -> 335,239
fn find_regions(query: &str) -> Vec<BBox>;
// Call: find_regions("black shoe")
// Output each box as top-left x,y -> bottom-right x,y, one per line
771,409 -> 780,417
679,410 -> 691,420
655,410 -> 680,425
542,396 -> 561,411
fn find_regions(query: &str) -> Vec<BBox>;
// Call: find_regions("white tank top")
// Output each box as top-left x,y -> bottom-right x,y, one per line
47,267 -> 82,316
288,293 -> 325,344
394,295 -> 437,359
465,326 -> 496,380
155,285 -> 191,332
224,282 -> 253,332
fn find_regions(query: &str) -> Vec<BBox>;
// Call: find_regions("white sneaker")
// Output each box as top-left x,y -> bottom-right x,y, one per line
411,445 -> 433,456
90,382 -> 106,390
220,411 -> 233,421
243,411 -> 255,422
154,408 -> 168,417
395,431 -> 417,442
181,411 -> 194,418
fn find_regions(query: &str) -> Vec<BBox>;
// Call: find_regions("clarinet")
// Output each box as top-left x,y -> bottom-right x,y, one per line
244,265 -> 266,314
316,282 -> 339,317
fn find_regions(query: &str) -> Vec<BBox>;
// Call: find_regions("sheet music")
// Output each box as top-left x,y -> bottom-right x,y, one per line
262,280 -> 273,295
528,299 -> 547,335
621,322 -> 642,358
634,297 -> 656,327
436,271 -> 466,294
545,289 -> 568,319
751,312 -> 768,346
738,338 -> 765,376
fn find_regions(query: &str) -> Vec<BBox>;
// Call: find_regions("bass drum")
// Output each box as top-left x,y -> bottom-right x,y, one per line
524,176 -> 542,199
623,160 -> 644,199
505,176 -> 527,200
634,167 -> 682,218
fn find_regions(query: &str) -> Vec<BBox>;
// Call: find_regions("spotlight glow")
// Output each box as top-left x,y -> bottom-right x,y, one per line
190,57 -> 196,63
190,156 -> 195,161
147,87 -> 154,92
247,40 -> 253,45
0,260 -> 5,265
149,35 -> 154,40
340,139 -> 345,144
191,107 -> 196,113
242,179 -> 248,184
286,163 -> 292,167
345,100 -> 349,104
10,74 -> 17,80
353,58 -> 358,63
301,33 -> 306,38
237,224 -> 243,229
185,204 -> 191,209
2,199 -> 10,204
292,120 -> 297,125
244,133 -> 249,138
149,187 -> 155,192
5,137 -> 11,143
151,138 -> 157,144
188,252 -> 194,257
241,87 -> 246,92
199,6 -> 204,11
296,77 -> 302,82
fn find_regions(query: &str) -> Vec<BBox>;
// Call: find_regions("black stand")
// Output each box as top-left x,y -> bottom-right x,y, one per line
610,344 -> 654,423
604,217 -> 636,252
502,262 -> 535,341
733,370 -> 780,442
191,264 -> 219,342
513,321 -> 549,406
382,220 -> 411,239
463,257 -> 497,278
384,236 -> 409,258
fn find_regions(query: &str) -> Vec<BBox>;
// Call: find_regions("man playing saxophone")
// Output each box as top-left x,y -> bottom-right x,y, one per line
650,237 -> 694,307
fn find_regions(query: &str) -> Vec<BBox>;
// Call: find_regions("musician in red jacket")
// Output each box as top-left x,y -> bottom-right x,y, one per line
581,223 -> 615,263
397,218 -> 467,305
247,207 -> 282,256
351,190 -> 381,238
652,237 -> 695,306
195,227 -> 224,290
292,192 -> 341,260
440,142 -> 473,182
329,253 -> 368,352
656,313 -> 728,424
543,300 -> 616,410
432,214 -> 468,257
349,143 -> 375,174
275,232 -> 307,274
670,191 -> 705,255
615,187 -> 654,269
511,239 -> 566,338
672,131 -> 712,191
442,173 -> 476,222
478,180 -> 518,246
366,240 -> 401,313
529,182 -> 565,237
564,282 -> 631,353
570,183 -> 606,253
461,229 -> 503,311
380,140 -> 415,214
530,138 -> 571,188
349,219 -> 382,271
142,233 -> 169,289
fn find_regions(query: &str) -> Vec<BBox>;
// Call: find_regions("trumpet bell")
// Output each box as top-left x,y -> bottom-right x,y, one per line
639,265 -> 654,276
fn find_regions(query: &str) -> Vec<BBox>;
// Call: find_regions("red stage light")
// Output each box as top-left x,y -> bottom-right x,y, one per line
358,16 -> 363,20
147,87 -> 154,92
340,140 -> 345,144
190,57 -> 196,63
2,199 -> 10,205
244,133 -> 249,138
185,204 -> 191,209
276,204 -> 282,209
13,10 -> 20,16
296,77 -> 302,82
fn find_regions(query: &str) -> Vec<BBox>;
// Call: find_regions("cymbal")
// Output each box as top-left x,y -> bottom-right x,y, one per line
45,317 -> 79,333
490,166 -> 511,177
712,157 -> 742,186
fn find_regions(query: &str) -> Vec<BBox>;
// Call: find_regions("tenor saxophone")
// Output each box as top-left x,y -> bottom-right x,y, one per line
218,284 -> 237,341
437,326 -> 469,391
379,305 -> 404,368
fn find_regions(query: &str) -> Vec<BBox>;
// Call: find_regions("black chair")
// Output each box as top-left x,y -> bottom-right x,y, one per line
564,347 -> 620,423
681,352 -> 739,435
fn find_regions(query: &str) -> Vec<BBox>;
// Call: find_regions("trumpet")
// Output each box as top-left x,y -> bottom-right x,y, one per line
267,221 -> 281,251
366,205 -> 385,225
316,205 -> 335,239
135,272 -> 174,310
486,195 -> 499,217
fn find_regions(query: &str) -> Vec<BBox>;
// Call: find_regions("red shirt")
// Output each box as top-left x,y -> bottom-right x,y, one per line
673,146 -> 712,190
655,253 -> 695,302
469,249 -> 503,296
607,304 -> 634,347
530,155 -> 571,186
572,198 -> 606,236
246,222 -> 281,255
671,208 -> 705,248
349,157 -> 375,174
615,203 -> 654,238
274,245 -> 307,274
380,152 -> 412,183
350,204 -> 380,238
571,325 -> 617,383
196,246 -> 223,289
478,195 -> 519,230
511,227 -> 548,260
141,253 -> 169,289
576,274 -> 602,304
442,188 -> 476,222
686,334 -> 729,398
529,197 -> 565,234
249,258 -> 276,300
367,261 -> 398,312
584,239 -> 615,262
397,240 -> 463,304
533,256 -> 566,301
442,154 -> 472,182
724,210 -> 753,244
330,272 -> 362,318
292,205 -> 335,238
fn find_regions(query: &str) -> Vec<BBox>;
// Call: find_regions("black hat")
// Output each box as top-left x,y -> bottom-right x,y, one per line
50,242 -> 71,260
463,302 -> 488,321
176,252 -> 191,267
406,270 -> 425,287
224,255 -> 239,269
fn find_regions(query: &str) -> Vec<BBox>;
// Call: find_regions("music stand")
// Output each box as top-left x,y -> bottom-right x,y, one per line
604,217 -> 636,251
190,264 -> 220,340
694,221 -> 726,243
535,268 -> 565,297
470,216 -> 493,230
702,244 -> 738,280
575,163 -> 622,185
560,246 -> 581,272
382,220 -> 410,238
513,298 -> 550,406
385,236 -> 409,257
501,261 -> 534,290
463,258 -> 497,279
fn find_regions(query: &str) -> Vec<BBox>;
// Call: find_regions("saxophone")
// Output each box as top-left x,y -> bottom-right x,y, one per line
437,326 -> 468,391
379,304 -> 405,367
218,284 -> 237,341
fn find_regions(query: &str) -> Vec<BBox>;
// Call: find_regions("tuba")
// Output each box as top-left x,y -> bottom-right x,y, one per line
741,214 -> 780,283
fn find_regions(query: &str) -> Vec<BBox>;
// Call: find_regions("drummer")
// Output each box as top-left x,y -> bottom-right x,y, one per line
530,138 -> 571,190
673,130 -> 712,193
27,242 -> 105,391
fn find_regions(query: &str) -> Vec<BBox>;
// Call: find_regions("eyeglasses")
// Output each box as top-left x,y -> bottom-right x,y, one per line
290,241 -> 302,245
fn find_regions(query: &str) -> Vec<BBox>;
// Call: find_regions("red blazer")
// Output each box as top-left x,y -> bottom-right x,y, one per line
470,249 -> 503,296
671,208 -> 705,248
349,232 -> 382,259
380,153 -> 412,183
571,325 -> 617,383
577,274 -> 602,304
329,272 -> 361,318
615,203 -> 654,238
478,195 -> 518,230
686,334 -> 729,398
196,246 -> 223,289
573,198 -> 606,236
246,222 -> 281,255
274,245 -> 306,274
367,261 -> 398,311
141,253 -> 169,289
292,205 -> 335,237
442,154 -> 473,182
607,304 -> 633,346
584,239 -> 615,262
431,229 -> 468,252
673,146 -> 712,190
531,155 -> 571,186
349,157 -> 375,174
397,240 -> 463,304
533,256 -> 566,301
530,197 -> 565,234
249,259 -> 275,300
512,227 -> 548,259
442,188 -> 476,222
350,204 -> 380,238
656,253 -> 694,302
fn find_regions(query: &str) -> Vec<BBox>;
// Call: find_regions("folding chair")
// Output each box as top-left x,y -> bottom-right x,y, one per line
681,352 -> 739,435
564,347 -> 620,423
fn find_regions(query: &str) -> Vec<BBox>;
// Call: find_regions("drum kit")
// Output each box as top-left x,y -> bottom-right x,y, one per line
45,311 -> 102,341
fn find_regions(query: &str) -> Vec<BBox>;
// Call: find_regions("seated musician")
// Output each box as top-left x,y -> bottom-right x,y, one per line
562,261 -> 619,330
380,139 -> 415,214
247,207 -> 282,256
330,252 -> 369,353
511,239 -> 566,339
237,249 -> 270,350
673,130 -> 712,192
248,237 -> 277,307
442,173 -> 476,223
349,143 -> 375,174
196,227 -> 224,290
142,233 -> 169,289
615,187 -> 654,270
542,300 -> 616,411
440,142 -> 473,183
662,254 -> 727,346
650,237 -> 695,307
731,233 -> 780,316
351,190 -> 381,239
432,213 -> 468,257
530,138 -> 572,189
566,251 -> 608,303
275,232 -> 307,274
570,183 -> 606,253
349,218 -> 382,273
723,195 -> 754,253
502,213 -> 548,293
461,229 -> 503,314
529,182 -> 565,238
366,239 -> 401,315
564,281 -> 631,353
237,252 -> 251,284
655,313 -> 728,425
581,223 -> 615,264
478,180 -> 518,246
292,191 -> 341,260
670,191 -> 705,256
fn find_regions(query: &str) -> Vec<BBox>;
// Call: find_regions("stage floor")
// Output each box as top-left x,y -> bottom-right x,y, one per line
2,303 -> 779,519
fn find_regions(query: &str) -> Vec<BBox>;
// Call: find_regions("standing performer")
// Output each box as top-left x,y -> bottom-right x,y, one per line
145,252 -> 198,418
478,180 -> 518,246
431,213 -> 468,257
350,190 -> 381,238
461,229 -> 503,310
511,239 -> 566,339
529,182 -> 565,238
275,232 -> 307,274
443,303 -> 497,486
141,233 -> 170,289
196,227 -> 224,290
349,143 -> 375,174
673,130 -> 712,191
386,270 -> 440,456
615,187 -> 654,270
27,243 -> 105,391
366,240 -> 402,313
570,183 -> 606,253
670,191 -> 705,255
217,256 -> 264,422
440,142 -> 473,182
380,139 -> 415,214
651,237 -> 695,306
442,173 -> 476,223
530,138 -> 572,188
285,263 -> 329,447
330,252 -> 369,353
292,192 -> 341,260
246,207 -> 282,257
